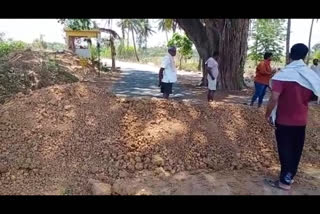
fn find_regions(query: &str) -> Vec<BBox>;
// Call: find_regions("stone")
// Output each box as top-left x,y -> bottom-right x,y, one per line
88,179 -> 112,195
152,155 -> 164,167
154,167 -> 170,177
135,163 -> 143,171
135,156 -> 142,163
0,165 -> 8,174
119,170 -> 129,178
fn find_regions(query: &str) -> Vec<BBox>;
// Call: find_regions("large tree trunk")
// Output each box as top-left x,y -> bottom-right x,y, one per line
176,19 -> 250,90
307,19 -> 315,65
198,57 -> 201,70
110,38 -> 116,71
131,28 -> 140,62
286,19 -> 291,65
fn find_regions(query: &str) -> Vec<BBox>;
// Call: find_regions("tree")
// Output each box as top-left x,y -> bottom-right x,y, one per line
168,33 -> 193,69
137,19 -> 154,50
176,19 -> 250,90
307,19 -> 315,65
158,19 -> 174,42
99,28 -> 120,71
249,19 -> 286,64
58,19 -> 95,30
285,19 -> 291,64
32,34 -> 47,50
312,43 -> 320,52
117,19 -> 142,62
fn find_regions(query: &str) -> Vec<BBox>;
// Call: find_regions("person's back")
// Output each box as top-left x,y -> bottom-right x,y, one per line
273,80 -> 313,126
255,60 -> 272,85
265,43 -> 320,191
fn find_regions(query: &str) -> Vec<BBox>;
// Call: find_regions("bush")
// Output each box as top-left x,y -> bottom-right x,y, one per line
0,41 -> 26,58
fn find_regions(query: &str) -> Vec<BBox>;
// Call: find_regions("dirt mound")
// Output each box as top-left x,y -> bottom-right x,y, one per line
0,49 -> 97,104
0,83 -> 319,195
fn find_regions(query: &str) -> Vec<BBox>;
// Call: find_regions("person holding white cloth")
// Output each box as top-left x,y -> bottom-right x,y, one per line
265,43 -> 320,191
205,52 -> 219,102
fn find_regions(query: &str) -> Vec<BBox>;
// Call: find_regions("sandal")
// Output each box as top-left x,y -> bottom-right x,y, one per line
264,179 -> 291,191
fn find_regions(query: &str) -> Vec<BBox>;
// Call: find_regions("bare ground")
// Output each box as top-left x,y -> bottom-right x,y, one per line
0,57 -> 319,195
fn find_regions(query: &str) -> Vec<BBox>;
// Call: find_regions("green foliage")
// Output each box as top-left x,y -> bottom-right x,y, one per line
90,46 -> 99,62
158,19 -> 174,32
249,19 -> 286,63
312,50 -> 320,60
46,42 -> 65,51
0,40 -> 26,57
116,43 -> 136,59
168,33 -> 193,60
58,19 -> 95,30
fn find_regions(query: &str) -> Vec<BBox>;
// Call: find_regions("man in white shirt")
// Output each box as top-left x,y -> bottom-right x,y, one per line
311,59 -> 320,104
205,52 -> 219,102
311,59 -> 320,77
158,46 -> 177,99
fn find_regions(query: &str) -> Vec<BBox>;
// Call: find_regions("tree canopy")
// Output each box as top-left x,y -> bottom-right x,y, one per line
249,19 -> 286,63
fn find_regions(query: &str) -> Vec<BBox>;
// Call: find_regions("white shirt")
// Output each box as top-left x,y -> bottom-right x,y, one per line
161,53 -> 177,83
205,57 -> 219,80
311,64 -> 320,78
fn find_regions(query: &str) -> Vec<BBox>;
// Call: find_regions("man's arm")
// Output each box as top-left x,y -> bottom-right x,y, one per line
265,91 -> 280,122
159,68 -> 164,86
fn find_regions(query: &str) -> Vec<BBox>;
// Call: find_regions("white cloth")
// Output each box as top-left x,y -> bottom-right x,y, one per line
205,57 -> 219,90
161,53 -> 177,83
207,76 -> 217,90
270,59 -> 320,124
205,57 -> 219,79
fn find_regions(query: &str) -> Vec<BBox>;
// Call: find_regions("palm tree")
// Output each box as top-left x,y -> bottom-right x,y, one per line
99,28 -> 120,72
285,19 -> 291,65
138,19 -> 155,49
117,19 -> 140,61
158,19 -> 173,42
307,19 -> 315,65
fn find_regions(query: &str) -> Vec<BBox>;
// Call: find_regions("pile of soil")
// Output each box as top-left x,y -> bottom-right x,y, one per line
0,49 -> 97,104
0,82 -> 319,195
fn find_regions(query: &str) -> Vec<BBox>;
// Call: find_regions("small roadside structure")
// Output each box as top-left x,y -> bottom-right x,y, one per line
64,29 -> 101,67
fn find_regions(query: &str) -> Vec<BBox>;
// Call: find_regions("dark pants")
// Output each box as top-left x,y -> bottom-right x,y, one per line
251,82 -> 268,106
160,82 -> 173,95
275,123 -> 306,185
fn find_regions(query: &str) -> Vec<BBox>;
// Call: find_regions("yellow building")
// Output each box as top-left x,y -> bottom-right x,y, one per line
64,28 -> 101,59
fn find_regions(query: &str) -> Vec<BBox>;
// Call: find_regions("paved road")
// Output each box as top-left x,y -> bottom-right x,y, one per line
103,59 -> 202,99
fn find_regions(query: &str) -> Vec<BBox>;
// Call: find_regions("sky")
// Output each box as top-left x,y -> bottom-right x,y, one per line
0,19 -> 319,50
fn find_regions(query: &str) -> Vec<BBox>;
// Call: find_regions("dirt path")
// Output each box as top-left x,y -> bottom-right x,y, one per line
112,168 -> 320,195
95,60 -> 320,195
1,57 -> 318,195
103,59 -> 273,105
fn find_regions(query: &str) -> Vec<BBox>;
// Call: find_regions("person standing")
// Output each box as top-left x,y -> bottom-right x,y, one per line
265,43 -> 320,191
310,58 -> 320,77
311,59 -> 320,104
158,47 -> 177,99
205,52 -> 219,102
250,52 -> 273,107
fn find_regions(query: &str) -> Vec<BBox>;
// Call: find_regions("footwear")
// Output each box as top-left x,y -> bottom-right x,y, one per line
264,179 -> 291,191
